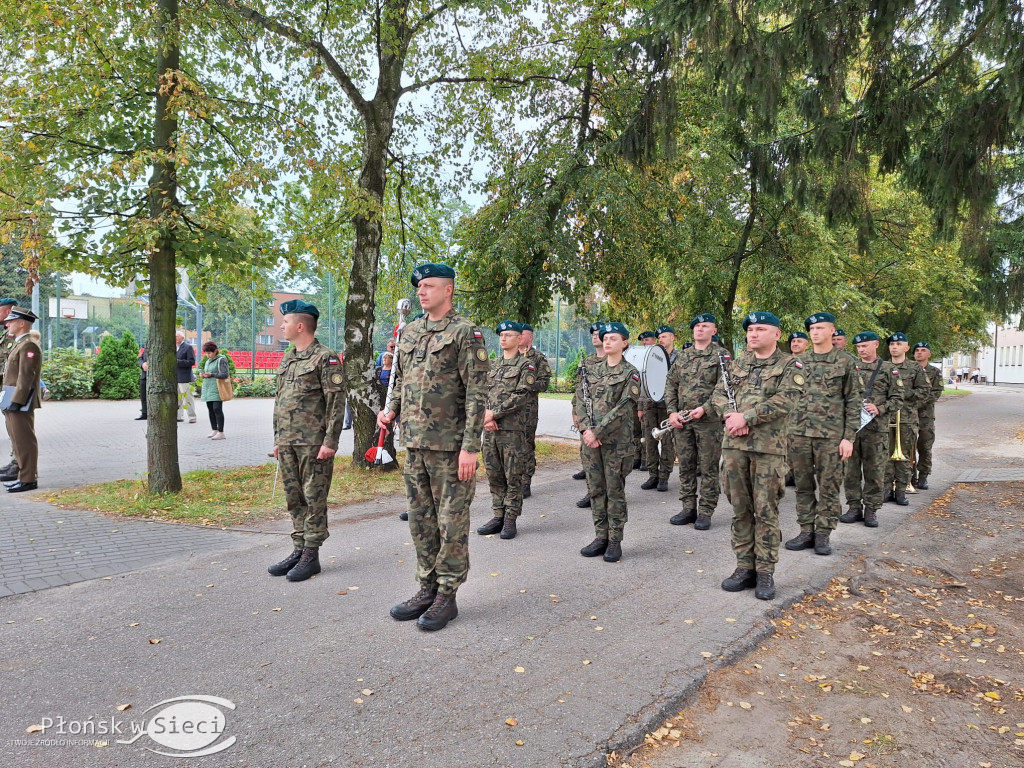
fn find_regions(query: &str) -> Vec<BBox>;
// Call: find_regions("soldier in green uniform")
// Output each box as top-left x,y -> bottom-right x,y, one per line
574,322 -> 641,562
714,312 -> 804,600
267,300 -> 345,582
638,325 -> 679,492
788,331 -> 809,356
378,263 -> 489,631
883,332 -> 928,505
664,313 -> 724,531
477,321 -> 535,540
574,323 -> 606,507
783,313 -> 860,556
1,307 -> 43,492
840,332 -> 903,527
0,298 -> 20,480
912,342 -> 944,490
518,323 -> 552,499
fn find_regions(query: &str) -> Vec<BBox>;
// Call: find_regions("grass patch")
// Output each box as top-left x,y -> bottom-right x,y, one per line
46,439 -> 581,526
540,392 -> 574,400
942,387 -> 970,396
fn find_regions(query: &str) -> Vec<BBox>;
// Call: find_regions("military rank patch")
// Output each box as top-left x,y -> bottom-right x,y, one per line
331,373 -> 343,384
476,348 -> 488,361
793,374 -> 805,385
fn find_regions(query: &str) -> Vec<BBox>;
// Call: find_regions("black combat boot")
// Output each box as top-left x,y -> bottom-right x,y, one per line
916,475 -> 929,490
0,468 -> 18,482
670,508 -> 697,526
576,496 -> 591,508
390,585 -> 438,621
721,568 -> 757,592
640,475 -> 659,490
754,572 -> 776,600
694,513 -> 712,530
268,549 -> 303,576
894,489 -> 909,506
633,458 -> 642,470
477,516 -> 504,535
814,533 -> 832,556
785,531 -> 815,551
580,538 -> 609,557
864,508 -> 879,527
499,517 -> 517,540
839,506 -> 864,523
572,469 -> 586,480
884,489 -> 896,503
417,592 -> 458,631
657,478 -> 669,492
522,483 -> 531,499
0,460 -> 14,474
399,512 -> 409,521
285,547 -> 321,581
785,472 -> 795,487
603,541 -> 622,562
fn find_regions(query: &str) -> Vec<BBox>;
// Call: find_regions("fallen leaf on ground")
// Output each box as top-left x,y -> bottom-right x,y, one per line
116,704 -> 131,712
505,718 -> 518,726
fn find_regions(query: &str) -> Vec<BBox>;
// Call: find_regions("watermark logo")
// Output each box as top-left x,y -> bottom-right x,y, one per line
116,695 -> 236,757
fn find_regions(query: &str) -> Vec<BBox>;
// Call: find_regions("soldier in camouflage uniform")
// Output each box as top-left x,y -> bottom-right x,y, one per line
574,322 -> 642,562
787,331 -> 809,356
518,323 -> 552,499
883,332 -> 928,505
573,323 -> 606,507
713,312 -> 804,600
840,332 -> 904,527
783,313 -> 860,556
0,298 -> 19,478
267,300 -> 345,583
664,313 -> 724,531
638,325 -> 679,492
636,331 -> 662,489
378,263 -> 489,631
477,321 -> 536,540
912,342 -> 943,490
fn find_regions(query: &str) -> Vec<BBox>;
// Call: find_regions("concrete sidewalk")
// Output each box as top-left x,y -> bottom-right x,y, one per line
1,390 -> 1020,767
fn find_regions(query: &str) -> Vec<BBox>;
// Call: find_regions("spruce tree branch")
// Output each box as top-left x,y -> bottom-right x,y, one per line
908,8 -> 996,93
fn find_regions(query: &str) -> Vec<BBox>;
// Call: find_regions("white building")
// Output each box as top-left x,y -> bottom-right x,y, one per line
944,317 -> 1024,385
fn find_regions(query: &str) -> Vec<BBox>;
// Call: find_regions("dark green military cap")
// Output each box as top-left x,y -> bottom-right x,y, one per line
852,331 -> 879,344
280,299 -> 320,319
742,311 -> 781,330
589,322 -> 601,334
599,321 -> 629,340
832,328 -> 847,338
682,341 -> 694,349
886,331 -> 908,343
520,322 -> 534,332
788,331 -> 809,343
913,341 -> 930,350
656,325 -> 675,336
495,320 -> 521,334
690,313 -> 717,329
804,312 -> 836,329
410,262 -> 456,287
0,297 -> 17,307
712,334 -> 721,343
637,330 -> 656,341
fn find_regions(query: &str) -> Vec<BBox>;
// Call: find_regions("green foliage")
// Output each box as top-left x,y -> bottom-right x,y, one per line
92,332 -> 141,400
563,348 -> 585,388
235,376 -> 276,398
41,348 -> 94,401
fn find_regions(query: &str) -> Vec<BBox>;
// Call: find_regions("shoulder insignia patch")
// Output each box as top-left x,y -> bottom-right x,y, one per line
792,360 -> 804,368
793,374 -> 805,385
528,364 -> 535,370
26,351 -> 35,358
897,379 -> 903,386
473,330 -> 483,339
631,373 -> 640,381
526,375 -> 535,386
328,356 -> 340,365
476,348 -> 488,362
630,384 -> 640,396
330,372 -> 343,385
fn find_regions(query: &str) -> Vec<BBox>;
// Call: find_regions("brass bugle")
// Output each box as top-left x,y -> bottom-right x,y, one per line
890,409 -> 908,461
652,413 -> 693,440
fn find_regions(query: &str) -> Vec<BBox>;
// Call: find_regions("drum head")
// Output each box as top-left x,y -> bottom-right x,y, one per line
623,345 -> 669,401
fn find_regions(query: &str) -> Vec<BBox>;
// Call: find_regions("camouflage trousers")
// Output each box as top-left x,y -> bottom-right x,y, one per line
404,448 -> 475,595
582,441 -> 634,541
788,434 -> 844,533
633,410 -> 643,463
844,428 -> 889,511
641,402 -> 674,479
676,421 -> 723,516
483,430 -> 527,520
721,449 -> 784,574
884,421 -> 918,491
278,445 -> 334,549
525,399 -> 539,482
915,417 -> 936,478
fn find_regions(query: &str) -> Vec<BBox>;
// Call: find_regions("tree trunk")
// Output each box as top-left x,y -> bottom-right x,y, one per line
146,0 -> 183,494
721,165 -> 759,353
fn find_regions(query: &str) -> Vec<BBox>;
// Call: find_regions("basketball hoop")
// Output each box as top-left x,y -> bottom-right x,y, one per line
64,313 -> 76,320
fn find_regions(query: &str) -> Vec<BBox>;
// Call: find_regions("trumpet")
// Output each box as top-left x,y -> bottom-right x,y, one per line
889,409 -> 908,461
652,412 -> 693,440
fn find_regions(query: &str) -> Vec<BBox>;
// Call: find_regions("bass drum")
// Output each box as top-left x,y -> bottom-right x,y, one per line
623,344 -> 670,402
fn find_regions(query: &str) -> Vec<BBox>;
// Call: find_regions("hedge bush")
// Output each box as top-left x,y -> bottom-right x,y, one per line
235,376 -> 276,398
93,332 -> 141,399
41,348 -> 95,400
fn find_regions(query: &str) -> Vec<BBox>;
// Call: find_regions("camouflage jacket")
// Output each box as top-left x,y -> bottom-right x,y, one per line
851,357 -> 904,434
273,339 -> 345,449
389,309 -> 489,453
664,344 -> 724,423
789,347 -> 861,442
918,364 -> 944,420
638,347 -> 679,410
487,352 -> 535,432
711,348 -> 804,455
2,335 -> 42,410
521,347 -> 552,424
0,331 -> 14,374
890,359 -> 928,428
572,356 -> 641,444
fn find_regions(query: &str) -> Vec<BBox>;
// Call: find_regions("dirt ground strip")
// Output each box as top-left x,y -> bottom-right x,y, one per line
615,483 -> 1024,768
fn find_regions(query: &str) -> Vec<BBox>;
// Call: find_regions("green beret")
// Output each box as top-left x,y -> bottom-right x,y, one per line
852,331 -> 879,344
495,320 -> 521,334
913,341 -> 930,350
637,330 -> 656,341
711,334 -> 721,343
682,341 -> 694,349
887,332 -> 908,343
0,297 -> 17,307
280,299 -> 320,319
410,262 -> 456,287
656,325 -> 675,336
832,328 -> 847,337
520,322 -> 534,332
589,322 -> 601,334
788,331 -> 809,343
804,312 -> 836,329
599,321 -> 629,340
690,313 -> 717,329
742,311 -> 781,330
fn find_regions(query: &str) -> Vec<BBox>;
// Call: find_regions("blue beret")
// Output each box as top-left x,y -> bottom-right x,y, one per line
913,341 -> 930,350
853,331 -> 879,344
280,299 -> 320,319
410,262 -> 456,287
495,320 -> 521,334
599,321 -> 629,340
520,322 -> 534,332
656,325 -> 675,336
887,332 -> 908,343
788,331 -> 809,342
637,330 -> 656,341
682,341 -> 694,349
690,313 -> 717,329
742,311 -> 781,330
589,322 -> 601,334
805,312 -> 836,329
832,328 -> 847,337
0,297 -> 17,307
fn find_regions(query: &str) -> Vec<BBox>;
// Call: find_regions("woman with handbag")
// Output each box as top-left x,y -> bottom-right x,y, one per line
199,341 -> 233,440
